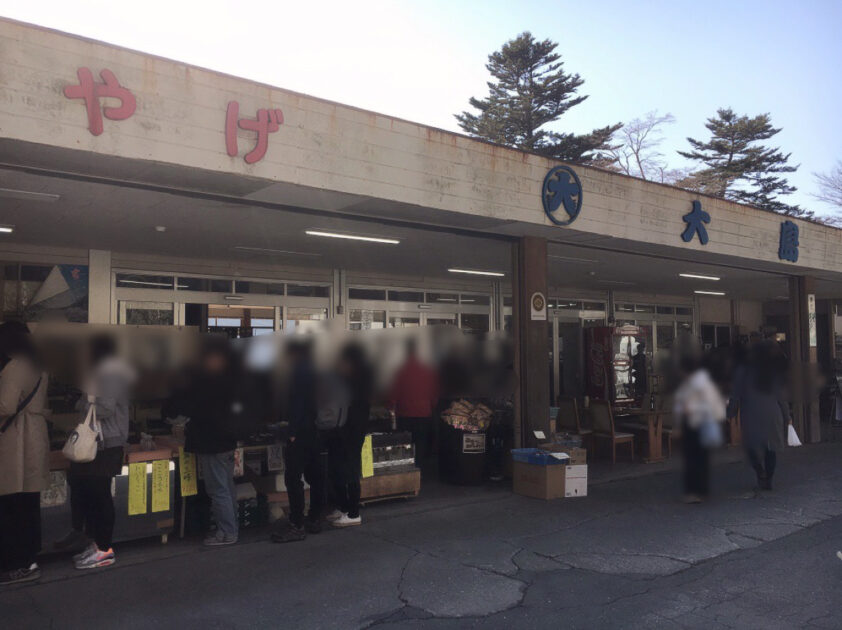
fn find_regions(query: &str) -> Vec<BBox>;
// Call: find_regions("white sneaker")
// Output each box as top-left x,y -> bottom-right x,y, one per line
837,551 -> 842,561
333,514 -> 362,527
72,543 -> 97,563
325,509 -> 345,522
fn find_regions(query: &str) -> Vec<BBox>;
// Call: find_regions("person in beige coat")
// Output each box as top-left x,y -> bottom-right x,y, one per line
0,322 -> 49,586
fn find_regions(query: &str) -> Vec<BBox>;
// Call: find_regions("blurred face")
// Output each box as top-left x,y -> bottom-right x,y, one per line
203,352 -> 227,374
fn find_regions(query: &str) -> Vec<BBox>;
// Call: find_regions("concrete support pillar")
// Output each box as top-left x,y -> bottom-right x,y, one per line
87,249 -> 111,324
512,237 -> 550,448
788,276 -> 821,443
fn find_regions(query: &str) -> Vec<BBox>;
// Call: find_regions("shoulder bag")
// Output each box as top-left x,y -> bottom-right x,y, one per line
62,395 -> 100,463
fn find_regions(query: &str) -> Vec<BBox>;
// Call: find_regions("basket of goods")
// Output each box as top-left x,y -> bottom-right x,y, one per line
441,400 -> 494,431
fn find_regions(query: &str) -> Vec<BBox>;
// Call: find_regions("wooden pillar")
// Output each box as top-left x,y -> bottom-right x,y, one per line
512,237 -> 550,447
789,276 -> 820,443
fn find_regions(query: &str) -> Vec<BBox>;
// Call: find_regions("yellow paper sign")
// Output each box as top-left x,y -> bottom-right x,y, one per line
361,435 -> 374,479
128,462 -> 148,516
179,448 -> 198,497
151,459 -> 170,513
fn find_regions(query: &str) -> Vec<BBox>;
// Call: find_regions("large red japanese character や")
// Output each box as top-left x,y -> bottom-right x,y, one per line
226,102 -> 284,164
63,68 -> 136,136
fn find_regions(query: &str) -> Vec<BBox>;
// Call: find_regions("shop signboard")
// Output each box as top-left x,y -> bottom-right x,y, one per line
808,294 -> 817,347
462,432 -> 486,454
530,292 -> 547,321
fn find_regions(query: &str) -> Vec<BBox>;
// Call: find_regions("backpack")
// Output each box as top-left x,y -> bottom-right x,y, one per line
315,371 -> 351,432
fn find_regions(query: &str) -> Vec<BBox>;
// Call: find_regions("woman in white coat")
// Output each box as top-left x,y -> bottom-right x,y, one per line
0,322 -> 50,585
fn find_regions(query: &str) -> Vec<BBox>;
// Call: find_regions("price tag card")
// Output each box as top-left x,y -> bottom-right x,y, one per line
361,435 -> 374,479
128,462 -> 148,516
179,448 -> 198,497
151,459 -> 170,513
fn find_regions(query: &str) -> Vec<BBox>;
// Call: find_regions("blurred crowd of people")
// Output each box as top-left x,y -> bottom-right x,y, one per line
668,334 -> 794,504
0,323 -> 511,585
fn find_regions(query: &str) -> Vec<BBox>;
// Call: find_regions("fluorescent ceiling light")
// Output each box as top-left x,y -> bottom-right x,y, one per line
448,268 -> 505,277
305,230 -> 399,245
234,246 -> 322,257
548,254 -> 599,264
0,225 -> 14,234
598,280 -> 635,286
436,298 -> 457,302
680,273 -> 721,281
0,187 -> 61,203
118,279 -> 173,288
694,290 -> 726,296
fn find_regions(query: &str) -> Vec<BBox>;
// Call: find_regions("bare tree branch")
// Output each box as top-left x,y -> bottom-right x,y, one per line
605,111 -> 676,181
814,162 -> 842,208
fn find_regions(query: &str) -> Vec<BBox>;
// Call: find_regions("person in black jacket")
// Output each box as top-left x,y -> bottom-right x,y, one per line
271,338 -> 324,543
163,337 -> 239,546
325,343 -> 373,528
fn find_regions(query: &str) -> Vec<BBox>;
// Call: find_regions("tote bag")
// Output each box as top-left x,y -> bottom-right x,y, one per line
787,423 -> 802,447
62,399 -> 100,463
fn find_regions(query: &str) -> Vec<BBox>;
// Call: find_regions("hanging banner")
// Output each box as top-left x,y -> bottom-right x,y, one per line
128,462 -> 147,516
808,294 -> 817,347
361,435 -> 374,479
179,448 -> 198,497
233,447 -> 245,477
151,459 -> 170,513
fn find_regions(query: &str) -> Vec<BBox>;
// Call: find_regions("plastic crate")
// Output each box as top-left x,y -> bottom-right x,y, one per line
511,448 -> 567,466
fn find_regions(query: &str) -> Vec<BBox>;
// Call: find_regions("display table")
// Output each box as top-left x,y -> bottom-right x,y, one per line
43,447 -> 175,546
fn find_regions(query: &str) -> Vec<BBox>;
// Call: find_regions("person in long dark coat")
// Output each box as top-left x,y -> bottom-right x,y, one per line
728,340 -> 788,491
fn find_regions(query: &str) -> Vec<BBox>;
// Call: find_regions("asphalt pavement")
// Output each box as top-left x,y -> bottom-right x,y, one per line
2,443 -> 842,629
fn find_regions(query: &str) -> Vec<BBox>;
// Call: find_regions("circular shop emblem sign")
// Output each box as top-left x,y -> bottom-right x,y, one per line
531,293 -> 546,312
542,165 -> 583,226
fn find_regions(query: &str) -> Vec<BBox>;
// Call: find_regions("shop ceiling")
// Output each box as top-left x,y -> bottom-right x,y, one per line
0,164 -> 839,301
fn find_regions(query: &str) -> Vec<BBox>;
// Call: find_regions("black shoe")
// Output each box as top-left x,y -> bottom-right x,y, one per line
0,564 -> 40,586
270,523 -> 306,543
304,519 -> 322,535
760,477 -> 773,491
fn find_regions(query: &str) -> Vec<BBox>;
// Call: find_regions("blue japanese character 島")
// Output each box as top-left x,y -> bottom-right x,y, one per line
778,220 -> 799,262
681,200 -> 710,245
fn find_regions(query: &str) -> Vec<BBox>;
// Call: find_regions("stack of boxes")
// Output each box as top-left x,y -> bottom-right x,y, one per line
511,445 -> 588,500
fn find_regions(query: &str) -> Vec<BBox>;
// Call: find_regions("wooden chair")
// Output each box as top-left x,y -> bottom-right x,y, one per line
557,396 -> 592,437
589,400 -> 634,464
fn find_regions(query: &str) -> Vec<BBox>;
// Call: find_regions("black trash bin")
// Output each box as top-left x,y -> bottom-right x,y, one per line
439,421 -> 487,485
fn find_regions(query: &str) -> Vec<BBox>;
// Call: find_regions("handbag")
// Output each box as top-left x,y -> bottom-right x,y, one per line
0,375 -> 43,434
787,423 -> 802,447
62,396 -> 100,463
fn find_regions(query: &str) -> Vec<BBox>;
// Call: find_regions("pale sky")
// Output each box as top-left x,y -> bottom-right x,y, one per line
2,0 -> 840,216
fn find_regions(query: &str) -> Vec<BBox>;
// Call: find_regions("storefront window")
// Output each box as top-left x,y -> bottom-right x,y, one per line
178,277 -> 232,292
388,314 -> 421,327
616,303 -> 635,313
460,313 -> 489,334
428,315 -> 458,326
118,301 -> 174,325
460,294 -> 490,306
388,290 -> 424,302
116,273 -> 174,289
285,307 -> 328,332
349,309 -> 386,330
3,263 -> 89,322
426,292 -> 458,304
349,288 -> 385,300
234,280 -> 285,295
657,323 -> 676,351
556,300 -> 582,310
287,284 -> 330,298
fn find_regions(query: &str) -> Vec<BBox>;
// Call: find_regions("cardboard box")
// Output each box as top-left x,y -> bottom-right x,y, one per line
563,464 -> 587,498
539,444 -> 587,465
513,462 -> 565,500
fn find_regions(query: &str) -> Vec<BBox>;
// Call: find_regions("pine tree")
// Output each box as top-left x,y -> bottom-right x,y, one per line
677,108 -> 808,217
455,32 -> 621,164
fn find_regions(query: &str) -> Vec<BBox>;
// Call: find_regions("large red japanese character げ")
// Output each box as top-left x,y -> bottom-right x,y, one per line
63,68 -> 136,136
225,102 -> 284,164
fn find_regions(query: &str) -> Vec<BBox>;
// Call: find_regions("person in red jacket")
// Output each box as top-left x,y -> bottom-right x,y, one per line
388,339 -> 439,464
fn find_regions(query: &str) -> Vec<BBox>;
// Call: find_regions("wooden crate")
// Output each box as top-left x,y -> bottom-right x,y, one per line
360,469 -> 420,504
